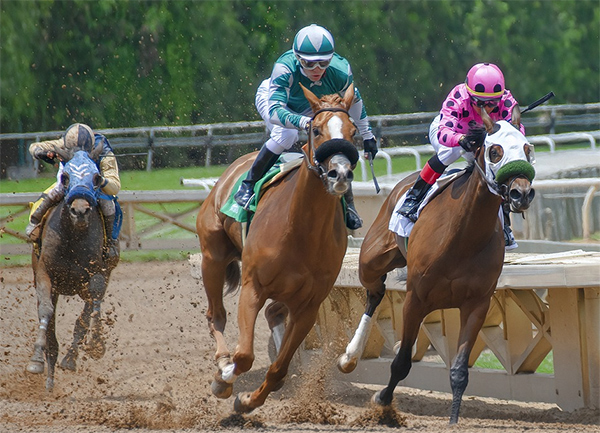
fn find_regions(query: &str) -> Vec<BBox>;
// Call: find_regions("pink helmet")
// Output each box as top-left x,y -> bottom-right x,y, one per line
465,63 -> 505,100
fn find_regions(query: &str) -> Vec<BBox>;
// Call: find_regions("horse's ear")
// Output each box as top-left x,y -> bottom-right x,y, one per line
91,138 -> 104,161
511,105 -> 521,129
61,172 -> 70,189
480,107 -> 495,133
342,83 -> 355,109
300,83 -> 322,112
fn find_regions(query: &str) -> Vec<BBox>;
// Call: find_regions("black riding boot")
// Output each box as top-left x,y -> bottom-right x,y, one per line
234,146 -> 280,209
102,214 -> 120,265
344,185 -> 363,230
26,191 -> 63,241
503,206 -> 518,250
398,176 -> 434,222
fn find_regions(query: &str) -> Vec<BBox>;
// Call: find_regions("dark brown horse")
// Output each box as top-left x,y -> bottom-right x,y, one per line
196,84 -> 359,413
337,117 -> 535,423
27,143 -> 118,390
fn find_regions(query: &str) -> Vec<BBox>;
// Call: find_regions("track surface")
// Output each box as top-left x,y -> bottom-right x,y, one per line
1,260 -> 598,432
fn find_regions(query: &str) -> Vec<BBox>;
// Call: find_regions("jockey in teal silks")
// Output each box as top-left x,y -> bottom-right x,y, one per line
233,24 -> 378,230
398,63 -> 525,249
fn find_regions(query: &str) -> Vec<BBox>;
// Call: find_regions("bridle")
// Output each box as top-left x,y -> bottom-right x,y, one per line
302,107 -> 352,184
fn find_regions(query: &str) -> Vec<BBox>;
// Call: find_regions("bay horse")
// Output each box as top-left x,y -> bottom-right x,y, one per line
27,142 -> 118,391
337,116 -> 536,424
196,84 -> 359,413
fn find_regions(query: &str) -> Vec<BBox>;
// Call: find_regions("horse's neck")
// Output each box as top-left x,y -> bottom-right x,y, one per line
288,165 -> 340,229
459,169 -> 502,233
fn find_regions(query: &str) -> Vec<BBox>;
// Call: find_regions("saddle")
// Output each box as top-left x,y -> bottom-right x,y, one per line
220,153 -> 304,223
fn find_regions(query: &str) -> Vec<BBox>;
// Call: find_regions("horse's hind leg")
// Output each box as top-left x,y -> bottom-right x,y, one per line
235,303 -> 319,413
448,299 -> 490,424
373,292 -> 426,406
203,255 -> 238,398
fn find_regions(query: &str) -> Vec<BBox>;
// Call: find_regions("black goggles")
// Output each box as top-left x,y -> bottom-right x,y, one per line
298,57 -> 331,70
471,96 -> 500,108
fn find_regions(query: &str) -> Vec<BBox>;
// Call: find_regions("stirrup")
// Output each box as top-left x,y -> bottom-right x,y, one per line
504,226 -> 518,250
345,207 -> 363,230
398,200 -> 420,222
234,184 -> 255,209
26,222 -> 42,242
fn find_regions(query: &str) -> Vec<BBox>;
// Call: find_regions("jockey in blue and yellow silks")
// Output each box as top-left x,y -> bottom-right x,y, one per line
233,24 -> 378,230
27,123 -> 121,260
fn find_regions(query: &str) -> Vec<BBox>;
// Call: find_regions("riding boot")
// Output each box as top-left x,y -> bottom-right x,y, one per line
25,191 -> 63,241
398,176 -> 434,222
102,213 -> 120,265
503,206 -> 518,250
344,185 -> 363,230
234,146 -> 280,209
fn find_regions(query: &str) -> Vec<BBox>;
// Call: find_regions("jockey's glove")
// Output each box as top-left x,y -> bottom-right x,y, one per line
299,116 -> 311,131
459,126 -> 487,153
34,149 -> 56,165
363,138 -> 378,159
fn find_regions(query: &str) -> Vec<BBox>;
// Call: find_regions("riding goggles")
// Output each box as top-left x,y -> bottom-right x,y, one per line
471,96 -> 501,108
297,57 -> 331,70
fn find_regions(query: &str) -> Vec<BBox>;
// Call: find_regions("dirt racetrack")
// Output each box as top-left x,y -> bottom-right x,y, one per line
1,259 -> 598,432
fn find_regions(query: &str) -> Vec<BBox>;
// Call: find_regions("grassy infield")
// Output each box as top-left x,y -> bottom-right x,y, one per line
0,155 -> 554,373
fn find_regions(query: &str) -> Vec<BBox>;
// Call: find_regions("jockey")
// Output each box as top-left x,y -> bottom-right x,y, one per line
26,123 -> 121,260
398,63 -> 525,249
233,23 -> 378,230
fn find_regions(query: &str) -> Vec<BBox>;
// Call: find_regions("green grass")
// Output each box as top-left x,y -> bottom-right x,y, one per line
474,350 -> 554,374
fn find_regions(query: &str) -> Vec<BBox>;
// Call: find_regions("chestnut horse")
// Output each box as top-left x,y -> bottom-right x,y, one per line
196,84 -> 359,413
337,117 -> 536,424
27,142 -> 117,391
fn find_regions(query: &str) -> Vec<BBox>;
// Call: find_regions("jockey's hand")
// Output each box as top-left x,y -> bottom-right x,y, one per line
459,126 -> 487,153
299,116 -> 311,131
34,150 -> 56,164
363,138 -> 378,159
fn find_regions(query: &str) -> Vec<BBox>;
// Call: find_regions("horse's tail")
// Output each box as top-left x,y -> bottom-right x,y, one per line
224,260 -> 241,296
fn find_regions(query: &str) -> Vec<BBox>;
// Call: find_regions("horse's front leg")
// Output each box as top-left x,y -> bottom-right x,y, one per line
60,301 -> 92,371
27,273 -> 54,377
84,273 -> 108,360
337,275 -> 386,373
448,299 -> 490,424
234,302 -> 318,414
44,294 -> 60,391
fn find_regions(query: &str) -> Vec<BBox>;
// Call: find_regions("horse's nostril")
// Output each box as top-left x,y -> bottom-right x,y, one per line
509,189 -> 522,201
347,171 -> 354,182
327,169 -> 338,179
528,189 -> 536,201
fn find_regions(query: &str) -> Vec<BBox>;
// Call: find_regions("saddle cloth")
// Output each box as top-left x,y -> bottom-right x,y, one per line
389,169 -> 466,238
220,152 -> 304,223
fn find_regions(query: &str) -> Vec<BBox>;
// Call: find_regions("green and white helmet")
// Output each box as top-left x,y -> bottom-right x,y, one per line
292,24 -> 335,61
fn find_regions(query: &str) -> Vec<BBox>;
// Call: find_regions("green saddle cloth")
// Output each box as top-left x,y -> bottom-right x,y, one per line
220,153 -> 302,223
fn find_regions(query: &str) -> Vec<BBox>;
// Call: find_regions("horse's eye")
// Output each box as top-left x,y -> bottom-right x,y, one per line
488,145 -> 503,163
312,128 -> 320,136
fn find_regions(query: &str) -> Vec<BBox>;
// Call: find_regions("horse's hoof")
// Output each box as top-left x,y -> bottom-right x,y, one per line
27,361 -> 44,374
371,389 -> 391,407
337,353 -> 357,374
233,392 -> 255,414
59,354 -> 77,371
211,378 -> 233,399
45,377 -> 55,392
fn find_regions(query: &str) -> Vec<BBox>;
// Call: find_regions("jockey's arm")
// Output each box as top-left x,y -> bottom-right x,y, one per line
29,138 -> 64,161
99,151 -> 121,195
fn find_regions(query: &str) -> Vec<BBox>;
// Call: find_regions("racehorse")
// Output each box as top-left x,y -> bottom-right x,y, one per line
196,84 -> 359,413
337,114 -> 536,424
27,142 -> 118,391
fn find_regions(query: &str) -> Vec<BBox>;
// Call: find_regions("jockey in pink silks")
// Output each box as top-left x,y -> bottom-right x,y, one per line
398,63 -> 526,249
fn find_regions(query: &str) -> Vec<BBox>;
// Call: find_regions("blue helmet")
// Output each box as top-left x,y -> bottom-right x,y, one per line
292,24 -> 335,61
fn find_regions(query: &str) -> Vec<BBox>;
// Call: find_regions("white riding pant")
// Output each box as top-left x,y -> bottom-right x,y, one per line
429,116 -> 475,166
256,79 -> 302,155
